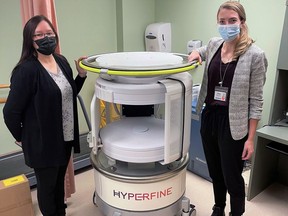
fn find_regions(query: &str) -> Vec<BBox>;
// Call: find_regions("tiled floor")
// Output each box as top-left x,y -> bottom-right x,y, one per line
31,167 -> 288,216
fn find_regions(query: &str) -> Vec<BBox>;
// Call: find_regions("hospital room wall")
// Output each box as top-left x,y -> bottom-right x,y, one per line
0,0 -> 23,154
120,0 -> 155,51
155,0 -> 286,128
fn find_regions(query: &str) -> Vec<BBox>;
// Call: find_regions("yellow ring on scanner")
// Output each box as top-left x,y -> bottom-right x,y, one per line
79,52 -> 199,76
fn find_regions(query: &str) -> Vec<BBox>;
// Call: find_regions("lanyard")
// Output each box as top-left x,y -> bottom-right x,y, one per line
219,60 -> 231,87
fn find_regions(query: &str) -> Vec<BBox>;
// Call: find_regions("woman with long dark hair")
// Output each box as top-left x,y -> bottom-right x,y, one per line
3,15 -> 87,216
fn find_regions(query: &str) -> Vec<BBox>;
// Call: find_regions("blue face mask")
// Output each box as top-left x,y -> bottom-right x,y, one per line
218,24 -> 240,42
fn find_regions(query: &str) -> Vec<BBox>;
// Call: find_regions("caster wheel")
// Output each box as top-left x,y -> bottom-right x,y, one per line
189,209 -> 196,216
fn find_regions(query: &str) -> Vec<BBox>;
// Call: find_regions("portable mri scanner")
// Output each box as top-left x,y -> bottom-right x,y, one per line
80,52 -> 198,216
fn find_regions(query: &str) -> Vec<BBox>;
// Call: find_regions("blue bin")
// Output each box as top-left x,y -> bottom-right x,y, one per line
187,99 -> 211,182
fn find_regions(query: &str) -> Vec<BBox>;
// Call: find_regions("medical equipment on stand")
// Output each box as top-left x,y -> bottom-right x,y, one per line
80,52 -> 199,216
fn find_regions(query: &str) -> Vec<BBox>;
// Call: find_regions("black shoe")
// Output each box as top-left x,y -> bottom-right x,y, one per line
211,206 -> 225,216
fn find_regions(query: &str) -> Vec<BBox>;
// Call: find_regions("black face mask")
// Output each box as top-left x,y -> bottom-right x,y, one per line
34,36 -> 57,55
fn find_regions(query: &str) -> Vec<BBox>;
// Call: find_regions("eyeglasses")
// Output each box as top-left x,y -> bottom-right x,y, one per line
33,32 -> 55,38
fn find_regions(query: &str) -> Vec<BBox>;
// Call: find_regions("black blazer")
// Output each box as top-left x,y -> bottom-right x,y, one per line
3,54 -> 86,168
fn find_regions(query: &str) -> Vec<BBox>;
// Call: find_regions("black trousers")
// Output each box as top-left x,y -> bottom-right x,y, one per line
200,106 -> 246,216
34,144 -> 72,216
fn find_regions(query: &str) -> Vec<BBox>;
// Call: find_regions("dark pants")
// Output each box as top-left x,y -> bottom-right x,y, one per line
34,144 -> 72,216
200,106 -> 246,216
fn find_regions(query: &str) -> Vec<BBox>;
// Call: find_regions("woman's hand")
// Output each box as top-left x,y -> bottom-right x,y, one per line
75,56 -> 88,78
188,50 -> 202,64
242,119 -> 258,160
242,139 -> 254,160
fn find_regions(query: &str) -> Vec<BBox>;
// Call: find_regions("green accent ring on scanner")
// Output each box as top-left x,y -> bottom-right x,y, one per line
79,53 -> 199,76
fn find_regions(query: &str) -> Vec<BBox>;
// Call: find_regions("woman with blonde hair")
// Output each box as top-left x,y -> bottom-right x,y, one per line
189,1 -> 267,215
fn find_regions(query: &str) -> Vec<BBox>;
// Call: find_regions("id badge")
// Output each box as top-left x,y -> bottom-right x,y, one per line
214,86 -> 228,102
